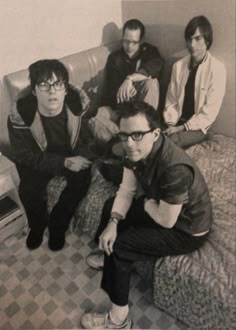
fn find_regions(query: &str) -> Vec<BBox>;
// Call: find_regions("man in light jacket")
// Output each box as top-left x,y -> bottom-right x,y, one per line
163,16 -> 226,149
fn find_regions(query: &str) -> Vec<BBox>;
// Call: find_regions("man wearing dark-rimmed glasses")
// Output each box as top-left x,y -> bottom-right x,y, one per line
82,101 -> 212,329
91,19 -> 164,145
8,59 -> 97,251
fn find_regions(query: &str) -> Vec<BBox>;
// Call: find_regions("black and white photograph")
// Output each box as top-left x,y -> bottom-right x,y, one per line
0,0 -> 235,329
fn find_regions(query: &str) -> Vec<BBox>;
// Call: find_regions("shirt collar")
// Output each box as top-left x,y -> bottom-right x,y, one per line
189,52 -> 207,70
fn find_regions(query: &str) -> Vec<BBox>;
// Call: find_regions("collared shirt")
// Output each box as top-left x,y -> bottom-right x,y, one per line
124,135 -> 193,204
111,134 -> 212,234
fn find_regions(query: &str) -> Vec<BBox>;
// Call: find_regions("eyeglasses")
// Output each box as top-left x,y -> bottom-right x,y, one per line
37,80 -> 66,92
123,39 -> 140,46
118,129 -> 154,142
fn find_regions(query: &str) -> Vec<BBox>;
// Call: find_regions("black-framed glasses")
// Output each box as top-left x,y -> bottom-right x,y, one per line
123,39 -> 140,46
37,80 -> 66,92
118,129 -> 154,142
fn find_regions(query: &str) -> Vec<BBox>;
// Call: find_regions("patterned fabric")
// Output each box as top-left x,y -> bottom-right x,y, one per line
74,165 -> 117,236
153,134 -> 236,329
47,134 -> 236,329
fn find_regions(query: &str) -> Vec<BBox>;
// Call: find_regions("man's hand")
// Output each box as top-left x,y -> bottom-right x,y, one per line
163,125 -> 185,136
117,79 -> 137,104
64,156 -> 92,172
99,222 -> 117,256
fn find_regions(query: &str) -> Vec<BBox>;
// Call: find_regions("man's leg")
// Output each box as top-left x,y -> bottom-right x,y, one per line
168,130 -> 207,149
135,78 -> 160,110
99,198 -> 207,306
89,106 -> 119,142
83,197 -> 207,328
18,167 -> 51,249
48,168 -> 91,250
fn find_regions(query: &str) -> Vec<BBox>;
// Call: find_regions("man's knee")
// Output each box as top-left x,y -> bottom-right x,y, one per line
143,78 -> 159,92
89,106 -> 119,142
139,78 -> 160,110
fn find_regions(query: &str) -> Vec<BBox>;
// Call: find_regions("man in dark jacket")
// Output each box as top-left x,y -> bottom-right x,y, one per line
8,59 -> 95,251
93,19 -> 164,142
81,101 -> 212,329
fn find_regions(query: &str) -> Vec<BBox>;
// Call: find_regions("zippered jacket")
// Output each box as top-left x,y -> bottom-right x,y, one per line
163,52 -> 226,133
8,84 -> 93,176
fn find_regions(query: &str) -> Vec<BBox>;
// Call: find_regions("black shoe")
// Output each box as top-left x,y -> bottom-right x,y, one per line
26,230 -> 44,250
48,231 -> 65,251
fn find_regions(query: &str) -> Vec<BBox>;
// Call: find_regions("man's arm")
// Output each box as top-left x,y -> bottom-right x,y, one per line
163,62 -> 180,127
102,54 -> 123,107
98,166 -> 137,256
145,164 -> 193,227
111,166 -> 138,219
144,198 -> 182,228
137,43 -> 164,79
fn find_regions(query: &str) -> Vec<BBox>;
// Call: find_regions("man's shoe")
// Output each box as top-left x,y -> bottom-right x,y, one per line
81,312 -> 132,329
48,231 -> 65,251
86,251 -> 104,270
26,230 -> 43,250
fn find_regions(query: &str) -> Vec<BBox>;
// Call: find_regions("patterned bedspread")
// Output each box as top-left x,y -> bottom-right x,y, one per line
48,134 -> 236,328
153,134 -> 236,329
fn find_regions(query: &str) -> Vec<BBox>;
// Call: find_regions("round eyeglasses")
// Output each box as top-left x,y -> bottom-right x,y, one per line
118,129 -> 154,142
37,80 -> 66,92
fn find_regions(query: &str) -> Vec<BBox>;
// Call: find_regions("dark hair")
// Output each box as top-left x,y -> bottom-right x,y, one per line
28,59 -> 69,90
185,16 -> 213,50
117,101 -> 161,129
123,19 -> 145,40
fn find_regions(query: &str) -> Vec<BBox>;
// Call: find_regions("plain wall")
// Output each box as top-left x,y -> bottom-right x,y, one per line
0,0 -> 122,77
122,0 -> 236,137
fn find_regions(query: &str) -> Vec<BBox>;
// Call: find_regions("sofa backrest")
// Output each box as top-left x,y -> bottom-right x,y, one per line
1,41 -> 120,153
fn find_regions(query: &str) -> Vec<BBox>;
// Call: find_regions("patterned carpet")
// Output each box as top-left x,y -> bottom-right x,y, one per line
0,229 -> 188,330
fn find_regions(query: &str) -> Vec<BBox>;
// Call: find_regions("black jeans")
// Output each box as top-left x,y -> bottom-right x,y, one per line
18,167 -> 91,234
96,197 -> 208,306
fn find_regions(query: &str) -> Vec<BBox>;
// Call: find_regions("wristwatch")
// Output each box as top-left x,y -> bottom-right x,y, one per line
108,217 -> 120,225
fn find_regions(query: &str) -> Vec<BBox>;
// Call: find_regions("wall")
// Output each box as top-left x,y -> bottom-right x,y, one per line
0,0 -> 122,77
0,0 -> 122,150
122,0 -> 235,137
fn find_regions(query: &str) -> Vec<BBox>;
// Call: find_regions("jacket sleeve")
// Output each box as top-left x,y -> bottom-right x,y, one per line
102,54 -> 122,107
163,62 -> 180,126
185,62 -> 227,132
138,44 -> 164,79
7,116 -> 65,176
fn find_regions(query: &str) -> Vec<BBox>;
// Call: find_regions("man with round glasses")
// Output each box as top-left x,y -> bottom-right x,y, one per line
93,18 -> 164,144
82,101 -> 212,329
8,59 -> 96,251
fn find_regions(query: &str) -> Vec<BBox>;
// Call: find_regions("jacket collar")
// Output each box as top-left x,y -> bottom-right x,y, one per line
15,85 -> 85,151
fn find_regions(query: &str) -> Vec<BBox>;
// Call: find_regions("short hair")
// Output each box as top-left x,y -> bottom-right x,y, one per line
185,16 -> 213,50
117,101 -> 161,130
123,19 -> 145,40
28,59 -> 69,90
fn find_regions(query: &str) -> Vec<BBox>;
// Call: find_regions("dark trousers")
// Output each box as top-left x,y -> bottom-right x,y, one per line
96,197 -> 208,306
18,167 -> 91,234
168,130 -> 207,149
